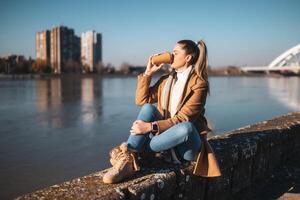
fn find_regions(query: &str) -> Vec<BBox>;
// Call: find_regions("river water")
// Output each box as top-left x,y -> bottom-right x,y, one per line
0,75 -> 299,199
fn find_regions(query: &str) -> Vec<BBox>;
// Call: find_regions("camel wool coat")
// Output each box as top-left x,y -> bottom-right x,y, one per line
135,69 -> 221,177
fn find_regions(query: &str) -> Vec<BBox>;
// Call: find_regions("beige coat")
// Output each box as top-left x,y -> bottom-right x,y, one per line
135,70 -> 221,177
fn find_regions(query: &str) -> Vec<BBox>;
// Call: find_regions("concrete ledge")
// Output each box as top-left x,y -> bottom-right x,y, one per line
16,112 -> 300,200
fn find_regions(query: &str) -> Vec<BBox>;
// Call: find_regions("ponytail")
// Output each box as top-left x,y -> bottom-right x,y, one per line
195,40 -> 210,93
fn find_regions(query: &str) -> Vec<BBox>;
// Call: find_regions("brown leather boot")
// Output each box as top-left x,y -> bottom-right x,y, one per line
103,143 -> 139,184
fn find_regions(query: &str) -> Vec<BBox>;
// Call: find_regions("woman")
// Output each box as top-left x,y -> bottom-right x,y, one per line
103,40 -> 221,184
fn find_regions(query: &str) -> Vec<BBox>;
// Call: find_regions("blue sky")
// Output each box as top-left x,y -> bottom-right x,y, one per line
0,0 -> 300,68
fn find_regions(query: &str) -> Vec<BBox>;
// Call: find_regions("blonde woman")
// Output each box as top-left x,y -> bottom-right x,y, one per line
103,40 -> 221,184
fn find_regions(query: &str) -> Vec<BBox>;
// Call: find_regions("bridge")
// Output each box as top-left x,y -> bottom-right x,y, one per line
242,43 -> 300,74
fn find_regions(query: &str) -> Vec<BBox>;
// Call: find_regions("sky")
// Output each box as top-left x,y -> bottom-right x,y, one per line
0,0 -> 300,68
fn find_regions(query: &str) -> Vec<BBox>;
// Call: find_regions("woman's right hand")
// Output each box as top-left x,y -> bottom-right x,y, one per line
144,55 -> 164,76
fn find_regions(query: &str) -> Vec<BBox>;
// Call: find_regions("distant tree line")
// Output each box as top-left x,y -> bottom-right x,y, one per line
0,55 -> 34,74
1,55 -> 242,75
0,55 -> 149,75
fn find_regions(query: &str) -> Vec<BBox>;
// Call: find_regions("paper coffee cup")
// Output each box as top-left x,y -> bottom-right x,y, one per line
151,52 -> 174,66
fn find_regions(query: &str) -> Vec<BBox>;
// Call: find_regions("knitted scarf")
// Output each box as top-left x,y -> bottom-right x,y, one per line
161,67 -> 194,119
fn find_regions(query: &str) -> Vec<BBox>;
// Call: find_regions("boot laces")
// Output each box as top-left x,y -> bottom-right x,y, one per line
113,148 -> 139,171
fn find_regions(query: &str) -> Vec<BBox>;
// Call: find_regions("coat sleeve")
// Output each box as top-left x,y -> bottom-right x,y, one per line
155,81 -> 208,134
135,73 -> 166,106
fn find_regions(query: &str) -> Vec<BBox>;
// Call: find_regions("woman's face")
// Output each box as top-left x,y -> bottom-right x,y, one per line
171,43 -> 191,69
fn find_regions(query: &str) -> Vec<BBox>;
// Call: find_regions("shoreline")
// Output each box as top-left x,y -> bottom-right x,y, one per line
0,72 -> 295,80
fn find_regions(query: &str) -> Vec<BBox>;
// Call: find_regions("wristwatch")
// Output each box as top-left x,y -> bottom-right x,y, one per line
151,122 -> 158,134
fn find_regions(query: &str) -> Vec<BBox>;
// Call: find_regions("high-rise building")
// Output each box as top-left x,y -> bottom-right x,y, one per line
81,31 -> 102,72
36,30 -> 51,64
50,26 -> 80,74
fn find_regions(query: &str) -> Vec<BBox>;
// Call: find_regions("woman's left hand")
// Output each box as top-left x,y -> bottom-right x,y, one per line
130,120 -> 152,135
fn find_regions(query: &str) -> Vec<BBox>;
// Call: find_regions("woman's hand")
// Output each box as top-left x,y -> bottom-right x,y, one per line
144,55 -> 164,76
130,120 -> 152,135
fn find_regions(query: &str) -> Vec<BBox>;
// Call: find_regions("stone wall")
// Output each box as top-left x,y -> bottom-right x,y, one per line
16,112 -> 300,200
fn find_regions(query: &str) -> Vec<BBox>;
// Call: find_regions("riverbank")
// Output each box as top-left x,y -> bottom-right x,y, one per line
16,112 -> 300,200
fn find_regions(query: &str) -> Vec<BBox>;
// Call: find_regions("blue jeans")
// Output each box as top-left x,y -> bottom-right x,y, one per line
127,104 -> 201,161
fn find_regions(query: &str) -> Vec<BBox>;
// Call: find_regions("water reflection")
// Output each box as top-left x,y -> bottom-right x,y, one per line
81,78 -> 98,125
36,78 -> 62,112
268,77 -> 300,110
81,78 -> 94,104
35,80 -> 48,112
51,78 -> 62,109
36,78 -> 62,128
35,76 -> 103,129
